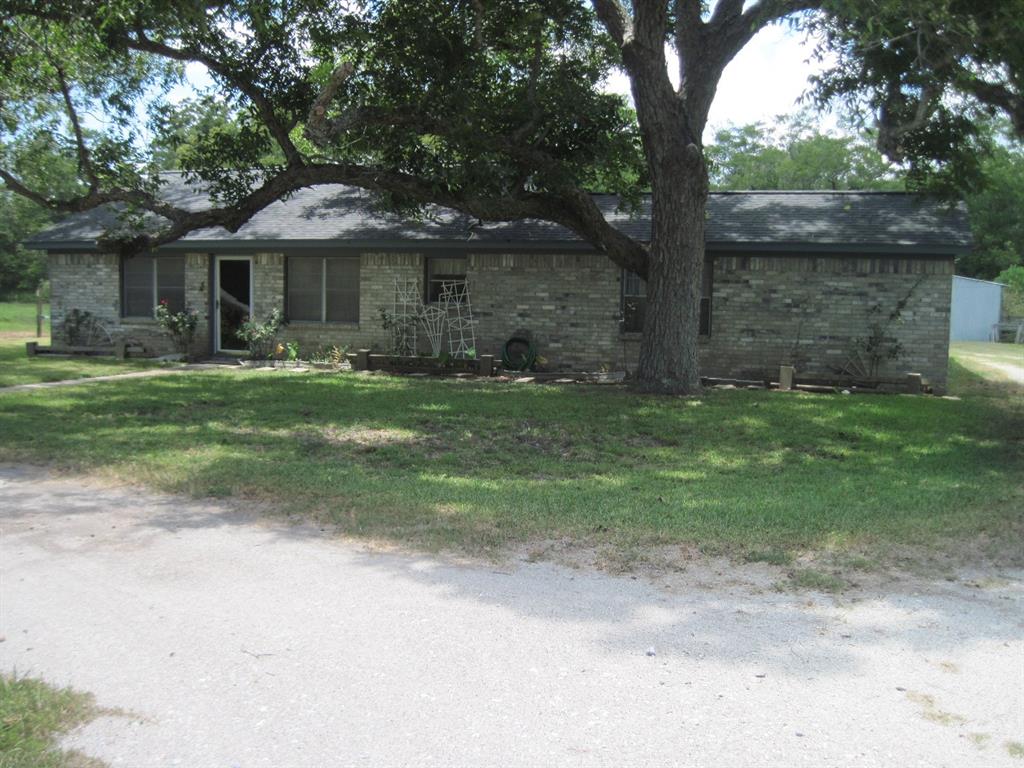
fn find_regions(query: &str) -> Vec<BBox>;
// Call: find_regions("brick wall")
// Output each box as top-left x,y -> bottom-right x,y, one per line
701,254 -> 953,391
48,249 -> 953,390
49,252 -> 210,356
468,253 -> 625,368
251,253 -> 285,326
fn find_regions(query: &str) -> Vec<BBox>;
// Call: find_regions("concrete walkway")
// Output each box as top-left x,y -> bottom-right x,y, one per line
1,466 -> 1021,767
0,364 -> 235,393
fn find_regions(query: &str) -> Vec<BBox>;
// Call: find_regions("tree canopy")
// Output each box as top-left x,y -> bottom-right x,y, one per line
1,1 -> 1019,255
707,113 -> 903,191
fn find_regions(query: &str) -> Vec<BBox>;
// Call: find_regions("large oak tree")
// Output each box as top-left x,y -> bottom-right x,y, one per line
1,0 -> 1020,392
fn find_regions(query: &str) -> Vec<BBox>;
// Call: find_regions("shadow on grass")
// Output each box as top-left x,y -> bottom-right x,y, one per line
1,369 -> 1021,555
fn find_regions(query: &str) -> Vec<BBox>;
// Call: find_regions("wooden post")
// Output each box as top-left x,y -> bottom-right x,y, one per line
905,373 -> 923,395
355,349 -> 370,371
779,365 -> 795,391
478,354 -> 494,377
35,285 -> 43,338
25,341 -> 38,357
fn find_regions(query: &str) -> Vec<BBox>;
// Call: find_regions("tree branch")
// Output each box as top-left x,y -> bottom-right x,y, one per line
126,29 -> 304,168
592,0 -> 632,47
4,160 -> 648,275
304,61 -> 356,147
961,76 -> 1024,135
876,81 -> 942,160
53,65 -> 97,190
0,168 -> 185,222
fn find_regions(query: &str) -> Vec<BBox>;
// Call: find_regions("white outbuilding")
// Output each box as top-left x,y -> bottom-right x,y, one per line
950,275 -> 1006,341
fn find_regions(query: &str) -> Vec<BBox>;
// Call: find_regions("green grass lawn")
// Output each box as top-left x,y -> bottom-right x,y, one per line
0,301 -> 46,335
0,338 -> 163,388
950,341 -> 1023,382
0,675 -> 101,768
0,360 -> 1020,563
0,302 -> 161,388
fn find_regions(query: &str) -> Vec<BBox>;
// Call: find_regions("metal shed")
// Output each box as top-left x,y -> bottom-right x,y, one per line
950,275 -> 1005,341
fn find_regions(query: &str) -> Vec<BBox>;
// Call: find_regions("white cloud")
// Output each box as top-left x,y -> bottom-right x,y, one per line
708,25 -> 826,133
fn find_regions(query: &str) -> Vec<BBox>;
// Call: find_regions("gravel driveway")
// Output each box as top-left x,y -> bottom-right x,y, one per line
1,465 -> 1021,767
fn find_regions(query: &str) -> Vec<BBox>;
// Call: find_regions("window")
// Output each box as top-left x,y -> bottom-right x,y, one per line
122,255 -> 185,317
621,263 -> 713,335
287,256 -> 360,323
621,270 -> 646,333
426,257 -> 467,303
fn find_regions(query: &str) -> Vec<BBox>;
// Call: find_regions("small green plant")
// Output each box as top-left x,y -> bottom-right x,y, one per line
844,277 -> 922,378
744,549 -> 793,566
238,308 -> 285,360
284,340 -> 300,361
852,320 -> 904,377
155,300 -> 200,356
309,344 -> 348,366
378,307 -> 416,356
788,567 -> 847,592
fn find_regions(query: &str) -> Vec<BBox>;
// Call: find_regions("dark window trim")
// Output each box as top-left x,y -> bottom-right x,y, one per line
424,255 -> 468,304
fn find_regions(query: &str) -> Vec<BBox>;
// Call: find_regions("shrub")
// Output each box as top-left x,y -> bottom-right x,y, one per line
996,265 -> 1024,317
238,308 -> 285,359
155,301 -> 200,356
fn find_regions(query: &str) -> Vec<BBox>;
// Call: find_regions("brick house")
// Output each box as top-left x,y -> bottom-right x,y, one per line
31,178 -> 970,391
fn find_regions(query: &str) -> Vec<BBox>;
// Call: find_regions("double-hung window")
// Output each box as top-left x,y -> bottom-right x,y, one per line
287,256 -> 360,323
621,263 -> 713,335
122,255 -> 186,317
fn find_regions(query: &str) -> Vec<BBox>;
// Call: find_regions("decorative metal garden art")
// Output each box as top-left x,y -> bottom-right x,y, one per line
420,304 -> 448,357
390,277 -> 477,360
439,280 -> 476,359
390,279 -> 421,357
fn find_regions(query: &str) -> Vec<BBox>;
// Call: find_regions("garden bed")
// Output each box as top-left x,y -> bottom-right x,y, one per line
347,350 -> 499,375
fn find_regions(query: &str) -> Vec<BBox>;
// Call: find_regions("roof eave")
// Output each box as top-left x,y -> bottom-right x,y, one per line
30,237 -> 968,257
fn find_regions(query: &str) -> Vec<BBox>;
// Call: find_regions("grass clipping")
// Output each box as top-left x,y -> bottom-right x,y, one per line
0,674 -> 103,768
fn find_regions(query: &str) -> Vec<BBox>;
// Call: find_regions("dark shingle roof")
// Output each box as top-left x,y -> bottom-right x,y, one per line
28,174 -> 971,254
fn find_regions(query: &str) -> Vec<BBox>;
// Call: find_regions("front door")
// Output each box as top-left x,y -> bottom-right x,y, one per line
215,256 -> 252,353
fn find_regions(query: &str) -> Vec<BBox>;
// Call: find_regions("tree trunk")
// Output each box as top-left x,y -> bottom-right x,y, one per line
634,146 -> 708,395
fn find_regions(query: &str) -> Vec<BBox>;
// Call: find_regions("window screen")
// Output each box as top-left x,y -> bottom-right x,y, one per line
123,256 -> 155,317
122,256 -> 186,316
287,257 -> 323,321
158,257 -> 186,314
325,258 -> 360,322
287,256 -> 360,323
